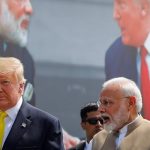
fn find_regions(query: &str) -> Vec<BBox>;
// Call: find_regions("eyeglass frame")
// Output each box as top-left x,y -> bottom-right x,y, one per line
97,96 -> 130,108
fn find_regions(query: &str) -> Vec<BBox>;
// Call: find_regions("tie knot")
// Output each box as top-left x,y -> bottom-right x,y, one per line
0,111 -> 7,119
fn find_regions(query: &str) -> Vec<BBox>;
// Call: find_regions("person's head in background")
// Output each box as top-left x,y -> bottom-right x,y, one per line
0,57 -> 26,111
114,0 -> 150,47
80,102 -> 103,143
98,77 -> 142,132
0,0 -> 33,47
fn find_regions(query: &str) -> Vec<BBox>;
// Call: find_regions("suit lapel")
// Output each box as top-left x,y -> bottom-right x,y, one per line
3,101 -> 32,150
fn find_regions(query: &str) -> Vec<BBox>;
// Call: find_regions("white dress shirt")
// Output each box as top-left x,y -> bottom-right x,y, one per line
84,140 -> 92,150
2,97 -> 23,147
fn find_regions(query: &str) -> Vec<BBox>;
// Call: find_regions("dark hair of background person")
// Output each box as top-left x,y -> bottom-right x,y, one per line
80,102 -> 99,122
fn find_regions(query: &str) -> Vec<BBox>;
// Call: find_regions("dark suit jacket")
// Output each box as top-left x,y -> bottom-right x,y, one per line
3,101 -> 64,150
105,37 -> 138,83
69,141 -> 86,150
0,38 -> 35,105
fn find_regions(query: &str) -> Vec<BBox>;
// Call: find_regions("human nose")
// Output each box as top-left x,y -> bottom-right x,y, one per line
99,105 -> 106,114
24,0 -> 33,15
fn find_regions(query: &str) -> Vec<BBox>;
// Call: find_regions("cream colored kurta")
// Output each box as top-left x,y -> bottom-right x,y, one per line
92,116 -> 150,150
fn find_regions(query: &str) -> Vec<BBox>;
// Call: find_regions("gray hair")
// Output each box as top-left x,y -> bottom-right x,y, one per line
102,77 -> 142,113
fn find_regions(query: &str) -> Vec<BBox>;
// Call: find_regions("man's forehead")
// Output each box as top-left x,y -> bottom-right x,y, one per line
0,72 -> 14,79
100,86 -> 124,98
102,85 -> 120,93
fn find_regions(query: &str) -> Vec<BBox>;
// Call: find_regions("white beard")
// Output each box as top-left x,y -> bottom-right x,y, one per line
0,1 -> 29,47
103,122 -> 116,133
104,103 -> 129,132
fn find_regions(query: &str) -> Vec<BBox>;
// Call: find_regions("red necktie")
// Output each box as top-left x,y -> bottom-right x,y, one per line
141,46 -> 150,120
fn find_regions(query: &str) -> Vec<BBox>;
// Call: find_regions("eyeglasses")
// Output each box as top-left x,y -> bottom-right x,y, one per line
97,98 -> 114,108
85,117 -> 103,125
97,96 -> 130,108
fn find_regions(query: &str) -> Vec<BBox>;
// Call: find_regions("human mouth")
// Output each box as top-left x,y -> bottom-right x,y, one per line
21,19 -> 29,29
101,115 -> 110,124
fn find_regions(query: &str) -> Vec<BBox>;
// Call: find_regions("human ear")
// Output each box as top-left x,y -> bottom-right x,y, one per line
128,96 -> 136,110
19,82 -> 25,95
141,1 -> 150,16
81,122 -> 86,130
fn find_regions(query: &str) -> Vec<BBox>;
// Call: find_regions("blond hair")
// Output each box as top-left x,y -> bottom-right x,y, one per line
0,57 -> 26,83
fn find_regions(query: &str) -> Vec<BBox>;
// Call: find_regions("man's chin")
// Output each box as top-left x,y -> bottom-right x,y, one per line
121,36 -> 134,47
104,123 -> 116,132
17,37 -> 28,47
7,37 -> 27,47
9,32 -> 28,47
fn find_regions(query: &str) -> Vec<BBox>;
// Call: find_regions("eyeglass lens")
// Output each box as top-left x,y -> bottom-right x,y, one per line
86,117 -> 103,125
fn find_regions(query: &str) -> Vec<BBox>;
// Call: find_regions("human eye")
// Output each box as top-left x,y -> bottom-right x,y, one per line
1,80 -> 11,86
100,99 -> 109,107
117,0 -> 127,9
102,99 -> 114,107
102,100 -> 109,106
116,0 -> 126,9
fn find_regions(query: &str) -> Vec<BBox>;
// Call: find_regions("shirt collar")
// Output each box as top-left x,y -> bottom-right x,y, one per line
144,32 -> 150,54
85,140 -> 92,150
6,97 -> 23,121
119,115 -> 140,134
119,124 -> 128,135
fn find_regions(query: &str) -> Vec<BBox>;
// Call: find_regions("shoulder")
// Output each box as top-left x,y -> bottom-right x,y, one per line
93,129 -> 108,141
106,37 -> 137,58
129,117 -> 150,135
92,130 -> 108,150
21,102 -> 61,126
141,118 -> 150,128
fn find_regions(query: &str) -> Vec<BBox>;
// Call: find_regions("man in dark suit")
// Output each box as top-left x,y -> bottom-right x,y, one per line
0,0 -> 80,148
105,0 -> 150,119
0,0 -> 35,105
0,39 -> 35,105
105,37 -> 138,83
70,102 -> 103,150
0,57 -> 64,150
